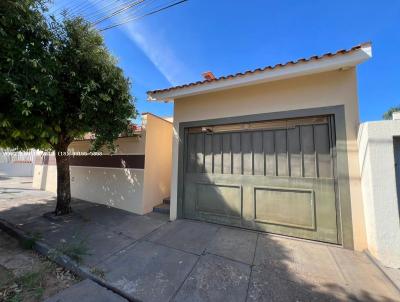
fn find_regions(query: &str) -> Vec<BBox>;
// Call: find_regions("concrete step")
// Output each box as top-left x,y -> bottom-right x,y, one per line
153,203 -> 170,215
163,197 -> 170,205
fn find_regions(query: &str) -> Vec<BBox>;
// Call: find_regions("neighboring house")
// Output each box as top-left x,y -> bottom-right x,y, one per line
33,113 -> 172,214
147,42 -> 372,252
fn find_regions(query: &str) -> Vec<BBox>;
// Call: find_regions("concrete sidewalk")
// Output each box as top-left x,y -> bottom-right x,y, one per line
1,177 -> 399,302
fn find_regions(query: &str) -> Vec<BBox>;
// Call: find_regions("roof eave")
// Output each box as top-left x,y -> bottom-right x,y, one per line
148,44 -> 372,102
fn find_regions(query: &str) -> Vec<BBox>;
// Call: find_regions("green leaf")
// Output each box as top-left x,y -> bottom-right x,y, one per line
11,130 -> 21,138
49,136 -> 58,145
22,109 -> 30,116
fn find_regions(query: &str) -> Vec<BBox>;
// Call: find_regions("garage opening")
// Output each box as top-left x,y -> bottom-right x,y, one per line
182,115 -> 339,244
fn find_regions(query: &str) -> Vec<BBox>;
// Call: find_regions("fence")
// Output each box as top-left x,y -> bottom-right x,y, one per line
0,149 -> 36,177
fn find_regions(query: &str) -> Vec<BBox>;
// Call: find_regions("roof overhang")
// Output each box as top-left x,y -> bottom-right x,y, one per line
147,43 -> 372,102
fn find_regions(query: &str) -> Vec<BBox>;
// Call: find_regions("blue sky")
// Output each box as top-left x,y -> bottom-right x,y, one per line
52,0 -> 400,122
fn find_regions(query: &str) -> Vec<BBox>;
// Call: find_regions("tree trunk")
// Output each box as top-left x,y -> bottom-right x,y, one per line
55,143 -> 72,215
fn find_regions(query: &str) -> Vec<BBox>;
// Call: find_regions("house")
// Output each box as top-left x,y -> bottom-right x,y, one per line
33,113 -> 172,214
32,43 -> 380,256
147,42 -> 372,252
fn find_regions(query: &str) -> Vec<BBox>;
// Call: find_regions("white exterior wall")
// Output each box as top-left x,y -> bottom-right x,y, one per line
0,163 -> 34,177
70,166 -> 144,214
358,120 -> 400,268
32,114 -> 173,215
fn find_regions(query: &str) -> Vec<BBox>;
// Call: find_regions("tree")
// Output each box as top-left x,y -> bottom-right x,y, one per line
0,1 -> 136,215
0,0 -> 56,149
383,106 -> 400,120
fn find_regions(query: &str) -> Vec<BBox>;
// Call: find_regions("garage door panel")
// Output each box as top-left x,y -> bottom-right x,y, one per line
314,124 -> 332,178
254,187 -> 315,230
222,133 -> 231,174
275,129 -> 288,176
212,134 -> 222,174
288,127 -> 302,177
196,183 -> 242,218
242,132 -> 253,175
263,131 -> 276,176
232,133 -> 242,174
183,115 -> 339,244
253,131 -> 264,175
204,134 -> 213,173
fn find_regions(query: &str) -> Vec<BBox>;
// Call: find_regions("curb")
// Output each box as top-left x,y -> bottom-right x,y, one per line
364,250 -> 400,294
0,218 -> 139,302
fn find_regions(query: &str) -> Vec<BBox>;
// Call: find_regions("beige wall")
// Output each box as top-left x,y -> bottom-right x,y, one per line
33,115 -> 173,215
170,68 -> 367,250
142,114 -> 173,213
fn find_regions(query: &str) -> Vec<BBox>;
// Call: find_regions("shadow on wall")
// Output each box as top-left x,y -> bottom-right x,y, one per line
71,164 -> 143,212
99,166 -> 141,208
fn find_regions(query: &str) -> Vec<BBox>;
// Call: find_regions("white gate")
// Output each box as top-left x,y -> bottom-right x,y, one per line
0,149 -> 36,177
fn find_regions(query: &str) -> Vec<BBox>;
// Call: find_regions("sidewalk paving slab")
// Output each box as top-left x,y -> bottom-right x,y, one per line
97,240 -> 199,302
328,246 -> 400,301
172,253 -> 250,302
44,279 -> 128,302
112,214 -> 167,240
247,265 -> 342,302
146,219 -> 220,255
37,217 -> 135,267
78,205 -> 133,226
205,227 -> 258,265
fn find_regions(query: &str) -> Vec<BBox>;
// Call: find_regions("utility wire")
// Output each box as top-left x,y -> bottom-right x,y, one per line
84,0 -> 137,20
67,0 -> 108,16
51,0 -> 92,14
98,0 -> 188,31
91,0 -> 146,26
100,0 -> 160,21
49,0 -> 82,13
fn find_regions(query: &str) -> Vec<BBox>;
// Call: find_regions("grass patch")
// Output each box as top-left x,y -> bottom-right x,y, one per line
20,232 -> 42,250
90,267 -> 105,279
50,236 -> 91,264
3,263 -> 51,302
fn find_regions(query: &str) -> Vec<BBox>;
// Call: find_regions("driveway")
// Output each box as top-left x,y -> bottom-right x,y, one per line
0,177 -> 399,302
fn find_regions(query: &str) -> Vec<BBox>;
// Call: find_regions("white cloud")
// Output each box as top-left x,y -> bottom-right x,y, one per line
87,0 -> 194,86
121,23 -> 193,86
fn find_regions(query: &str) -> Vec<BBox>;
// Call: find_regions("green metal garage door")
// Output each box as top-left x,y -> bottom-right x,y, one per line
182,116 -> 339,244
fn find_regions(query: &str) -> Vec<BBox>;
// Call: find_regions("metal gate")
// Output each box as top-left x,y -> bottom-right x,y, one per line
182,115 -> 339,244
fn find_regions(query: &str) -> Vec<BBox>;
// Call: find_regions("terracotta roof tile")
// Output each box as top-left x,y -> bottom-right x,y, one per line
148,42 -> 371,95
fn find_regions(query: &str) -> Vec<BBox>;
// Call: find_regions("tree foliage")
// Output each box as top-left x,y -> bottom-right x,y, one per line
1,0 -> 136,150
0,0 -> 136,214
383,105 -> 400,120
0,0 -> 56,149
